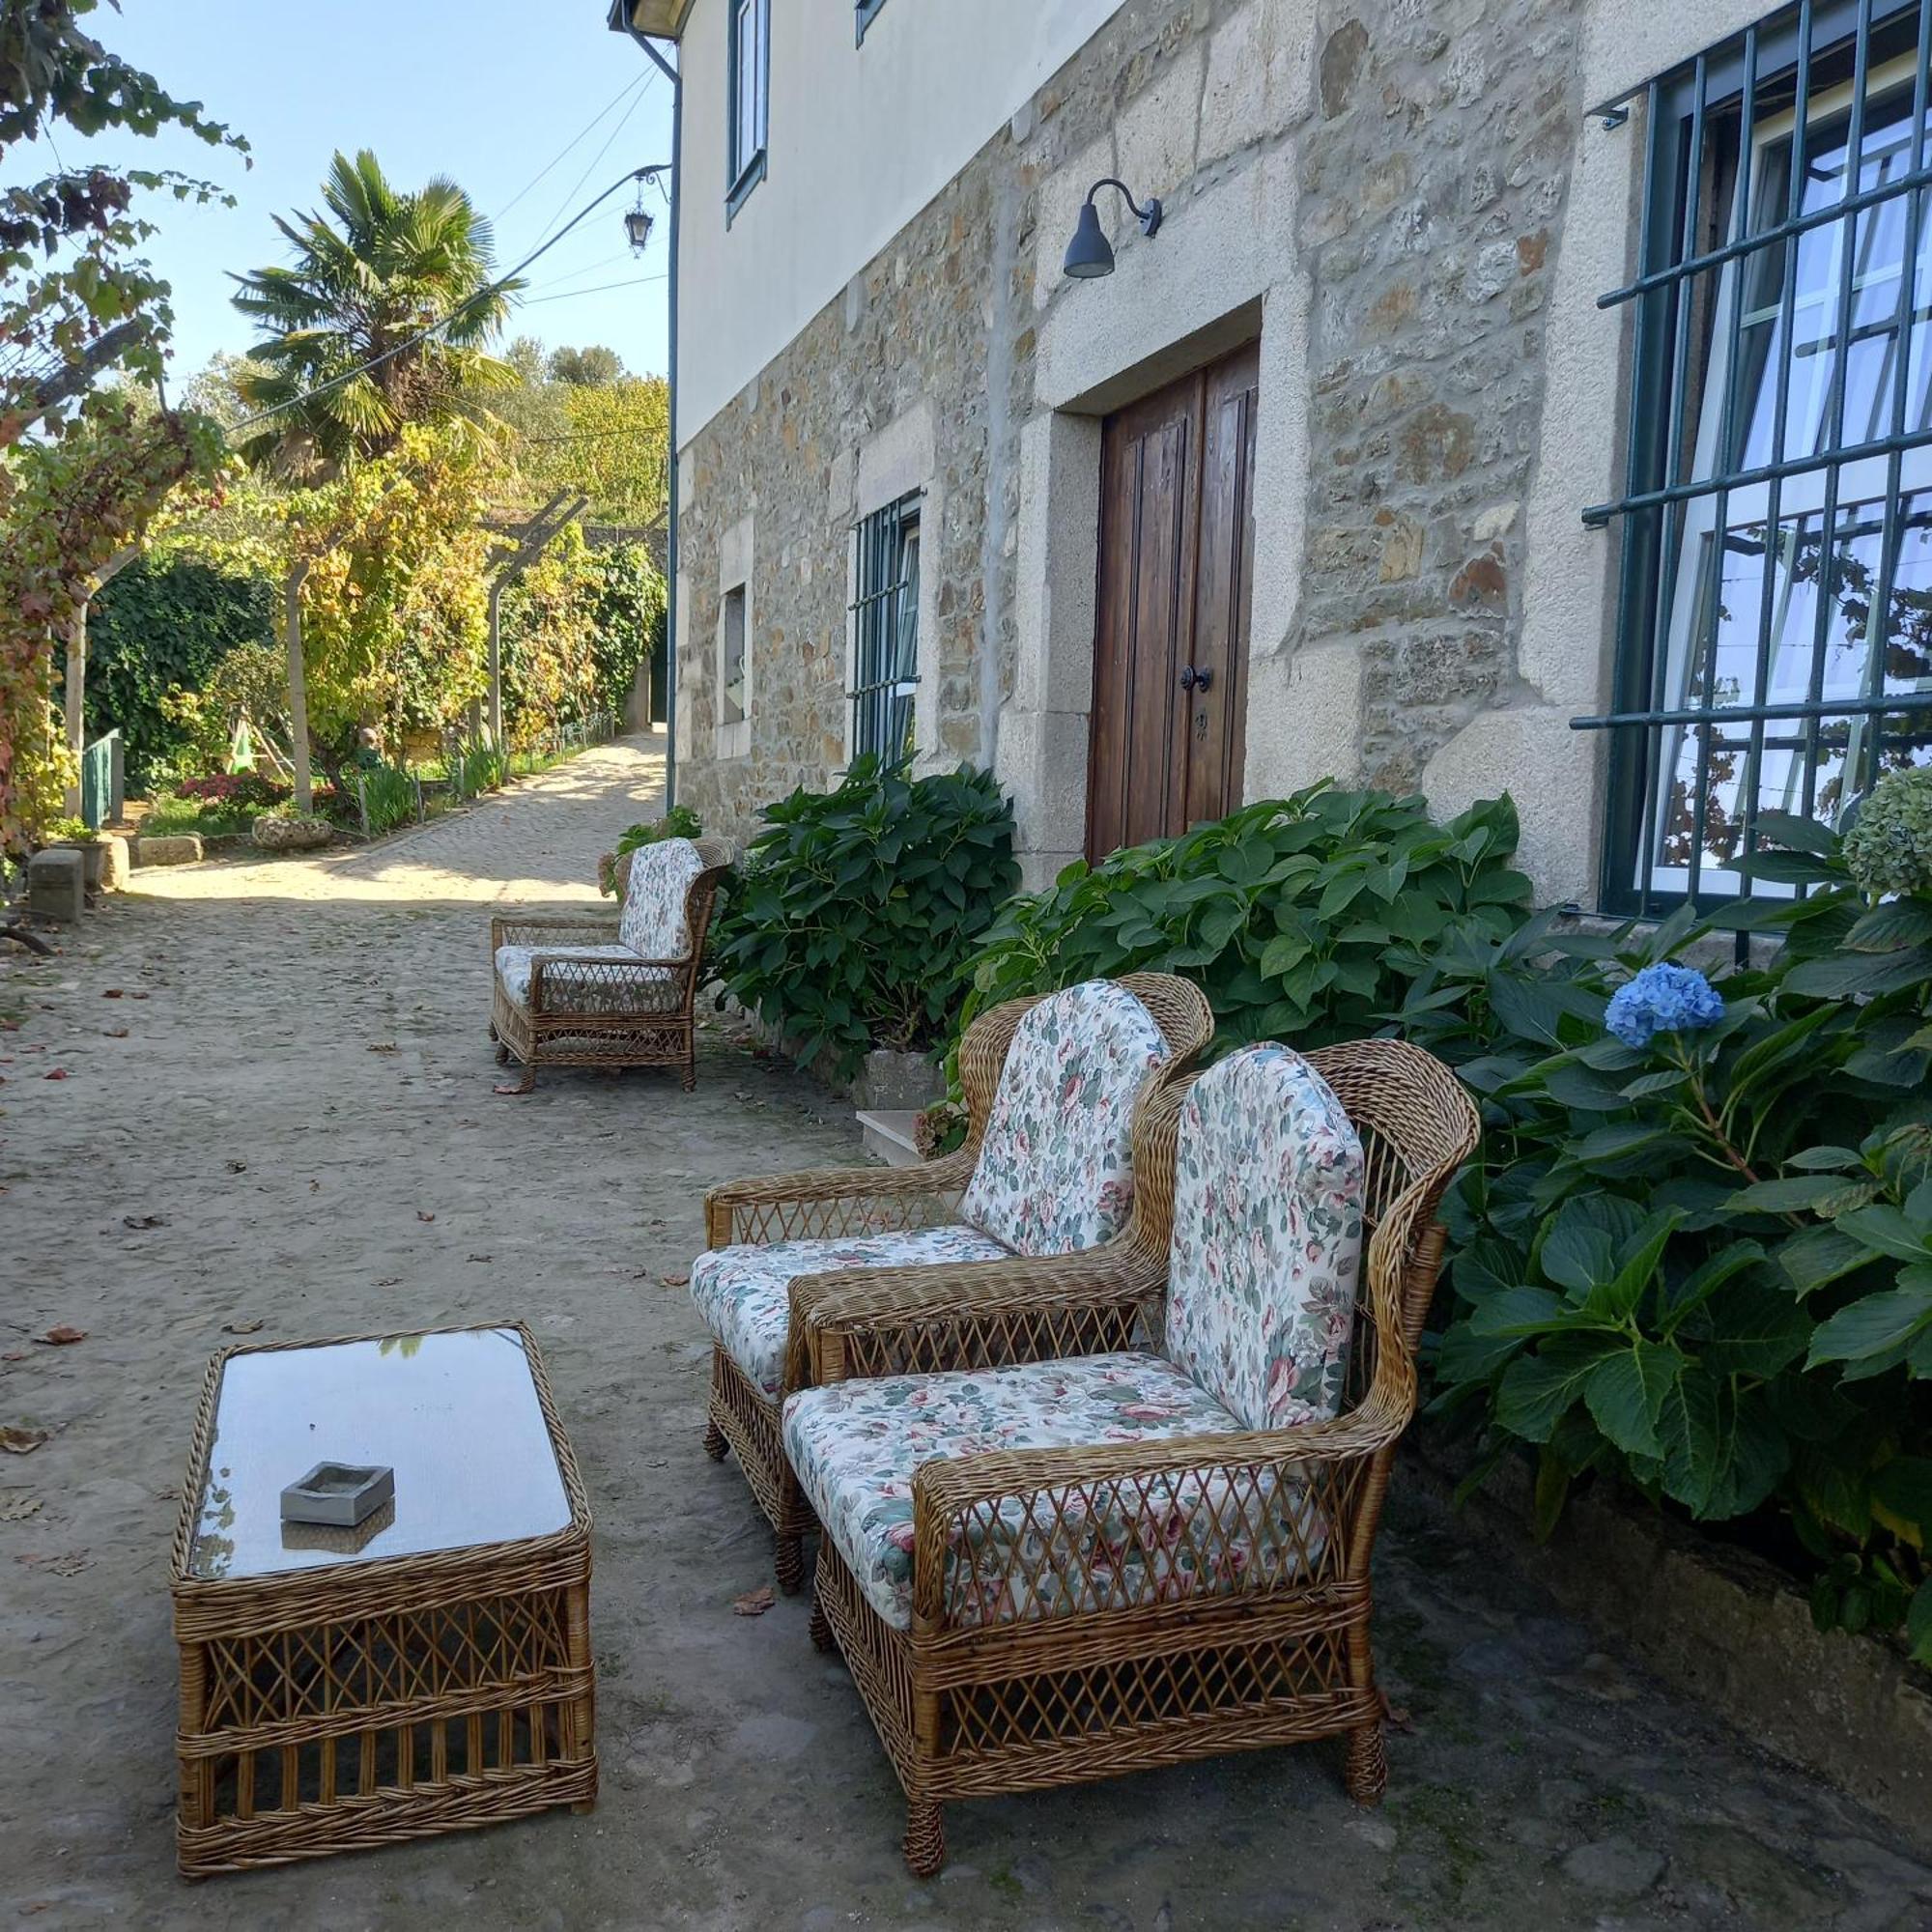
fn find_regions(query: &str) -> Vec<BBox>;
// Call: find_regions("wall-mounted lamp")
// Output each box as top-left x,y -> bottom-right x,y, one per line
1063,177 -> 1162,280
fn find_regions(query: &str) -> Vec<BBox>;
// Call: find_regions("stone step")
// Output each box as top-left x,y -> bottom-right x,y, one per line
856,1107 -> 924,1169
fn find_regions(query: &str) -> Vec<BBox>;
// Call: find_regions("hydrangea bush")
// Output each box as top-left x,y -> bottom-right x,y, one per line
1843,765 -> 1932,898
1406,810 -> 1932,1655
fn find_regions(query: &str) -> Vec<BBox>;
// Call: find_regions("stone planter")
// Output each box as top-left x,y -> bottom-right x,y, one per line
252,814 -> 334,853
49,836 -> 116,895
851,1047 -> 945,1112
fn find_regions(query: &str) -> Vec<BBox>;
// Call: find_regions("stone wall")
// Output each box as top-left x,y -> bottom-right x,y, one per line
670,0 -> 1727,905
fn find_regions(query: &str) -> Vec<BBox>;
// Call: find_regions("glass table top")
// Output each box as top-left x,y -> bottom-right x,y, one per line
187,1327 -> 572,1582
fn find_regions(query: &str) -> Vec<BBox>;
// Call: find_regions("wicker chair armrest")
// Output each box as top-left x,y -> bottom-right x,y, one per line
795,1247 -> 1165,1386
704,1149 -> 977,1247
492,915 -> 623,951
909,1388 -> 1416,1629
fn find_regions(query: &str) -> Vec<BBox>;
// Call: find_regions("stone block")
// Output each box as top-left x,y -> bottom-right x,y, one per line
1115,44 -> 1203,208
851,1048 -> 943,1112
133,833 -> 203,867
98,834 -> 129,892
27,847 -> 85,922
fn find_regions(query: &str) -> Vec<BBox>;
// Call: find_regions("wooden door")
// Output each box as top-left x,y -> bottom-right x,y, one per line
1086,342 -> 1259,861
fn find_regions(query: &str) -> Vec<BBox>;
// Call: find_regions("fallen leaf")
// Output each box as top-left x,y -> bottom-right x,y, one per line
660,1271 -> 690,1289
16,1550 -> 90,1577
43,1068 -> 68,1080
128,990 -> 148,1000
416,1209 -> 436,1223
221,1319 -> 264,1336
122,1213 -> 167,1231
0,1426 -> 49,1455
1378,1690 -> 1415,1732
309,1179 -> 321,1193
367,1041 -> 398,1054
101,988 -> 124,999
731,1585 -> 776,1617
102,1026 -> 128,1038
375,1277 -> 401,1288
0,1493 -> 43,1520
226,1159 -> 247,1174
465,1253 -> 493,1263
1,1351 -> 26,1363
32,1326 -> 85,1347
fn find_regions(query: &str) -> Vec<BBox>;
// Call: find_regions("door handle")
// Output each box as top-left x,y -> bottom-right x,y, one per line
1179,666 -> 1213,693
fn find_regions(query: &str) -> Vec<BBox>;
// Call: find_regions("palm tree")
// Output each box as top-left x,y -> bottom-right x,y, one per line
230,149 -> 521,477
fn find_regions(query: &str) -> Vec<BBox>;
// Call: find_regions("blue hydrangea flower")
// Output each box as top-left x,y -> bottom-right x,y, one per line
1605,961 -> 1724,1050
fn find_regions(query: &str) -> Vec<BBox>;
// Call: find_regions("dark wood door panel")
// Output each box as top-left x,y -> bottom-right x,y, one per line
1087,341 -> 1259,862
1184,342 -> 1259,829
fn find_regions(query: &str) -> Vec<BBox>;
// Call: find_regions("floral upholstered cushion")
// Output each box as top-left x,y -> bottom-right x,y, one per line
782,1353 -> 1325,1631
494,944 -> 679,1016
1164,1044 -> 1366,1432
957,980 -> 1171,1259
617,837 -> 707,960
689,1224 -> 1011,1399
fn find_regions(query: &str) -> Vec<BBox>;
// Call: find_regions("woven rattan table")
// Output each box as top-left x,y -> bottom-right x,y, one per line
169,1322 -> 595,1876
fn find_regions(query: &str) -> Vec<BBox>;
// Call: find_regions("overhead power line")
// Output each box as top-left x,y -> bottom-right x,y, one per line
518,273 -> 667,307
495,74 -> 645,226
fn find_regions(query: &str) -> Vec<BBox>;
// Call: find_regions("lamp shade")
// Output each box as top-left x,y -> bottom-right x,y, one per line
625,206 -> 655,253
1063,199 -> 1115,279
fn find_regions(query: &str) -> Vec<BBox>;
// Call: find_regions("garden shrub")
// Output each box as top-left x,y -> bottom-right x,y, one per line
963,781 -> 1534,1052
85,559 -> 277,784
178,772 -> 289,811
1418,793 -> 1932,1656
712,758 -> 1018,1082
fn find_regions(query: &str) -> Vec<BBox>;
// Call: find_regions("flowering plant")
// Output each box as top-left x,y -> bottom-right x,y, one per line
1842,765 -> 1932,898
1604,961 -> 1725,1049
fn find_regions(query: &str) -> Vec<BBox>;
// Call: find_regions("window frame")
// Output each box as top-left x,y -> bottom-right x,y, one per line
726,0 -> 769,224
847,490 -> 923,767
1590,0 -> 1932,916
855,0 -> 889,45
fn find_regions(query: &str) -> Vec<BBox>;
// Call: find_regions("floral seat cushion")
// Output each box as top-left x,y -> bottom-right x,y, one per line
494,944 -> 679,1016
690,1224 -> 1011,1399
957,980 -> 1171,1259
782,1354 -> 1324,1631
1164,1045 -> 1366,1431
618,837 -> 707,960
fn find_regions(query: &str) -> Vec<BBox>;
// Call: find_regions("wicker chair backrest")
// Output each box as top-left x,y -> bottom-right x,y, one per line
618,838 -> 707,960
957,979 -> 1174,1259
1161,1044 -> 1366,1431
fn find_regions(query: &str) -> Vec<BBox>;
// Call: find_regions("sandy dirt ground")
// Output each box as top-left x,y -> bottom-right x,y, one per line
3,730 -> 1930,1931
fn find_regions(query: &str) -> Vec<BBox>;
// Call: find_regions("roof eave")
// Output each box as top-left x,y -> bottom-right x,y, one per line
607,0 -> 692,39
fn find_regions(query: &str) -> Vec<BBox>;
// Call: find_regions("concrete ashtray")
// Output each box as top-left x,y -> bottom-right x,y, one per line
280,1461 -> 395,1528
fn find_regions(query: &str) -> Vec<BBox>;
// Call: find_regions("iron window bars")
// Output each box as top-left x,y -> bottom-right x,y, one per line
1577,0 -> 1932,916
849,492 -> 922,765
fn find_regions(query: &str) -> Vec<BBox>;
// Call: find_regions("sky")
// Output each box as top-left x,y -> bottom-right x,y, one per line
58,0 -> 676,387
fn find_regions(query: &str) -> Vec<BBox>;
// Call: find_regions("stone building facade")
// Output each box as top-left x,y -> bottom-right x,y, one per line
627,0 -> 1917,910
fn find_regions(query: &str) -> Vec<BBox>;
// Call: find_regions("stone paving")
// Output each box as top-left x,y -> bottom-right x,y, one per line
3,730 -> 1929,1929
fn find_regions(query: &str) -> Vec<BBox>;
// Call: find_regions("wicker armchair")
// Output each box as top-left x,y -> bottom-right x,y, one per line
488,836 -> 732,1094
692,974 -> 1215,1590
781,1037 -> 1478,1875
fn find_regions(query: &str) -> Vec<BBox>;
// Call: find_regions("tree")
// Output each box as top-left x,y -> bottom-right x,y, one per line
547,343 -> 624,386
0,3 -> 241,841
282,418 -> 502,760
0,1 -> 245,454
229,150 -> 521,477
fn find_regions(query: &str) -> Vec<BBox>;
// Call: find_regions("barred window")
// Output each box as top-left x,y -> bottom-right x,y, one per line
849,492 -> 921,765
1583,0 -> 1932,912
